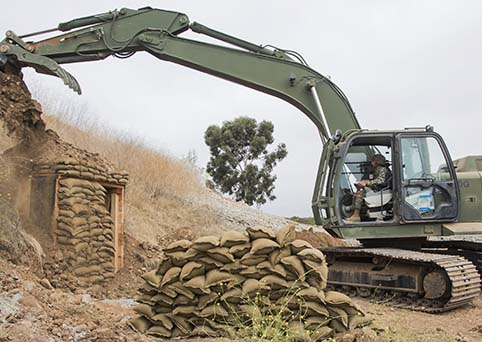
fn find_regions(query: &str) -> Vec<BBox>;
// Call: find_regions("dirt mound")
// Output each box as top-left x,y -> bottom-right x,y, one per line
0,197 -> 43,268
0,71 -> 47,268
295,229 -> 346,248
0,257 -> 152,342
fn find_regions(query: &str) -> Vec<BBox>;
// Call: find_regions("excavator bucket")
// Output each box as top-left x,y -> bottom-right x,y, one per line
0,39 -> 81,94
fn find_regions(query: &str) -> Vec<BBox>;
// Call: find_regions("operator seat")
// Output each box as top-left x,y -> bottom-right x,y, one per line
363,164 -> 393,220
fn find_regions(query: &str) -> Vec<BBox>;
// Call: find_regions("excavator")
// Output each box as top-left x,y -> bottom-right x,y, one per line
1,7 -> 480,313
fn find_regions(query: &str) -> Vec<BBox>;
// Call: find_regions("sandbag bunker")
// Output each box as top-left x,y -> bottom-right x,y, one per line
23,149 -> 128,287
131,225 -> 370,341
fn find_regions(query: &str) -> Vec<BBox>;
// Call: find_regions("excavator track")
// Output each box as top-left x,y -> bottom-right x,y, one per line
322,247 -> 481,313
424,235 -> 482,281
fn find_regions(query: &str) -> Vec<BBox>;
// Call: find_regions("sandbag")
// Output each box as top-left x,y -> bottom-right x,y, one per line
348,315 -> 373,330
242,278 -> 268,297
180,261 -> 205,281
229,243 -> 251,258
172,305 -> 198,316
205,269 -> 234,287
174,295 -> 193,306
239,265 -> 269,279
134,303 -> 156,318
190,325 -> 217,337
303,259 -> 328,280
206,247 -> 235,264
198,256 -> 224,269
146,325 -> 171,338
164,239 -> 192,253
250,238 -> 280,255
220,230 -> 249,247
160,267 -> 181,287
304,315 -> 330,330
240,253 -> 268,266
220,288 -> 243,304
184,275 -> 210,295
290,239 -> 313,254
297,248 -> 325,263
269,246 -> 292,265
310,326 -> 334,341
168,281 -> 196,300
305,301 -> 330,317
151,313 -> 173,330
259,275 -> 289,290
151,293 -> 175,306
275,224 -> 297,246
199,303 -> 229,318
325,291 -> 352,306
246,226 -> 276,240
169,315 -> 192,335
297,287 -> 325,303
221,260 -> 246,273
129,316 -> 151,333
197,292 -> 219,310
192,236 -> 220,251
281,256 -> 306,281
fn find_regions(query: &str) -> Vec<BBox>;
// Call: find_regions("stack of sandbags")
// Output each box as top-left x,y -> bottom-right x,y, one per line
55,177 -> 115,284
130,225 -> 370,341
33,157 -> 129,186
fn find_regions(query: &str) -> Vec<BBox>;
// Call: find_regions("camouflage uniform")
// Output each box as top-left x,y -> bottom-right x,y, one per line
353,165 -> 390,210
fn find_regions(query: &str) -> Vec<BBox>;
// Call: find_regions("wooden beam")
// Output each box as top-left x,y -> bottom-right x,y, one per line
50,176 -> 60,245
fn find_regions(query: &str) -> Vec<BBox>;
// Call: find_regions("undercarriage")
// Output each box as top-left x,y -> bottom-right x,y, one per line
322,246 -> 481,313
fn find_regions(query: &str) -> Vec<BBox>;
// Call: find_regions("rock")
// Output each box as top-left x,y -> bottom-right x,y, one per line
135,253 -> 146,263
81,294 -> 93,304
24,281 -> 35,292
40,278 -> 54,290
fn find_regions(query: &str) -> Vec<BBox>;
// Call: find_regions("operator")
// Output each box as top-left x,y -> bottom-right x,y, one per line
345,154 -> 390,222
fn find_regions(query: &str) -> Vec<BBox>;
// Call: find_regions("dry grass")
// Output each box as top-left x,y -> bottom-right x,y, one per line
44,114 -> 201,202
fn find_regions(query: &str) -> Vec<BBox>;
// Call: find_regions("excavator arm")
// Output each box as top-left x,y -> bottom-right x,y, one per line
0,7 -> 361,224
0,6 -> 360,141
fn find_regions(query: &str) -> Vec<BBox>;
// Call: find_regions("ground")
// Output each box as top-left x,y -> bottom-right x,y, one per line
353,296 -> 482,342
1,250 -> 481,342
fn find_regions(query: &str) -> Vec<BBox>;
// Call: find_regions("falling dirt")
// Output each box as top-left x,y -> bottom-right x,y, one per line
0,71 -> 48,145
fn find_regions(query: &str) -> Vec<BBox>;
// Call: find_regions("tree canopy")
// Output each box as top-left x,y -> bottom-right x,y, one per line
204,117 -> 287,206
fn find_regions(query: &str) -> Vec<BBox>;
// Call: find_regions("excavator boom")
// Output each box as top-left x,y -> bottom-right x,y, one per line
0,7 -> 360,141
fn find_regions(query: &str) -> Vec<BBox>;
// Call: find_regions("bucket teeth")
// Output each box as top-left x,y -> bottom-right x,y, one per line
0,43 -> 82,95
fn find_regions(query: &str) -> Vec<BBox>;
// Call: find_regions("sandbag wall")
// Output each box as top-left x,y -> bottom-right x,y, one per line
33,156 -> 129,185
50,177 -> 115,286
35,156 -> 128,287
130,225 -> 370,341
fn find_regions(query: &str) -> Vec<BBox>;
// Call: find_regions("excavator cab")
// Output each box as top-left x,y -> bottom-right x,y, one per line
338,136 -> 393,222
313,127 -> 460,239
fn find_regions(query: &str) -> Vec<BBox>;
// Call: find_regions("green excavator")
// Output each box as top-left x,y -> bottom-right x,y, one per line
1,7 -> 480,312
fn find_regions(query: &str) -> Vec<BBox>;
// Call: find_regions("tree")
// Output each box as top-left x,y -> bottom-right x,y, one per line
204,117 -> 287,206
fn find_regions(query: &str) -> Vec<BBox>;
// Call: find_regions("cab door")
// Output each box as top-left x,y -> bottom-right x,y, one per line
398,133 -> 459,222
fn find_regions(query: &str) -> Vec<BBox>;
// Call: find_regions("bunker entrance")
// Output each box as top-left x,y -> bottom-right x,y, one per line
24,158 -> 128,286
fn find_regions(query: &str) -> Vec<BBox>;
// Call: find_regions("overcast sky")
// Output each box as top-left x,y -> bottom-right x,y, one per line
3,1 -> 482,217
